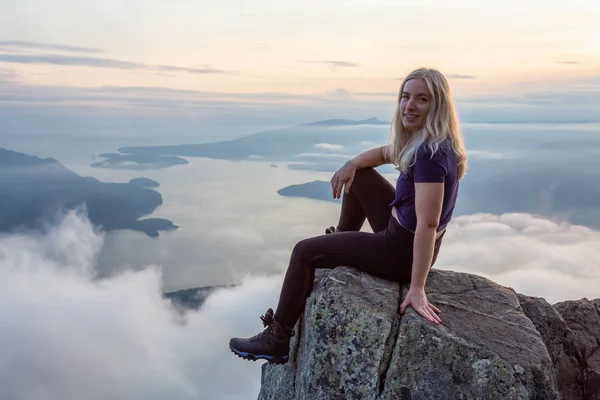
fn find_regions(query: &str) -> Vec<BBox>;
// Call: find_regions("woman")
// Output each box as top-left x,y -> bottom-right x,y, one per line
229,68 -> 468,365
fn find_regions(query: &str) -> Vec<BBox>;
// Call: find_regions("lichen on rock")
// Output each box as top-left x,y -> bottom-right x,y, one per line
258,267 -> 597,400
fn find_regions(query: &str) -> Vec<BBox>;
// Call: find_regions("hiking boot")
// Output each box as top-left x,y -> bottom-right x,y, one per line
229,308 -> 294,364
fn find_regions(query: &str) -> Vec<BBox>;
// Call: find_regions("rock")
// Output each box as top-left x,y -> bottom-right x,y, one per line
259,268 -> 566,400
379,271 -> 557,399
554,299 -> 600,399
517,294 -> 584,399
258,267 -> 400,400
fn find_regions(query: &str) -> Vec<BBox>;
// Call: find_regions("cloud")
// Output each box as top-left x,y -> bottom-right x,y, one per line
155,65 -> 234,75
327,88 -> 352,97
459,89 -> 600,106
315,143 -> 344,151
0,210 -> 281,400
301,60 -> 360,69
1,208 -> 599,399
324,61 -> 360,68
467,149 -> 513,159
327,89 -> 395,98
354,91 -> 396,97
1,77 -> 599,133
556,61 -> 579,65
0,40 -> 104,54
439,213 -> 600,303
295,152 -> 349,158
446,74 -> 477,79
212,227 -> 265,246
0,54 -> 140,69
0,68 -> 20,84
396,74 -> 476,80
0,84 -> 321,106
0,54 -> 231,74
456,86 -> 600,123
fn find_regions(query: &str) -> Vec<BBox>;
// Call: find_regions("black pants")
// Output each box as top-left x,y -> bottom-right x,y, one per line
274,167 -> 445,328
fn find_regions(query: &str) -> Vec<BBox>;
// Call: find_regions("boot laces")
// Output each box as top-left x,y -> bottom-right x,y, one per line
260,311 -> 274,328
248,311 -> 275,340
249,311 -> 295,340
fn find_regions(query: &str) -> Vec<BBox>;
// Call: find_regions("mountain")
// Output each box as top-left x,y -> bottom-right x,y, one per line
276,166 -> 600,230
456,167 -> 600,229
91,118 -> 391,170
0,147 -> 177,237
303,117 -> 389,127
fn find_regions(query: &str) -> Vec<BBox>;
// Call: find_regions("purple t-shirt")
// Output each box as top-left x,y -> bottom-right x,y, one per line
389,142 -> 459,232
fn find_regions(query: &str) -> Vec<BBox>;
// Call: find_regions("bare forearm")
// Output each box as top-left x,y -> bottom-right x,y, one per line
409,224 -> 437,291
348,145 -> 389,169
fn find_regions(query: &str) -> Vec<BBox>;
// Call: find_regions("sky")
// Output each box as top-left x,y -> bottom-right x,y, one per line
0,0 -> 599,136
1,0 -> 598,92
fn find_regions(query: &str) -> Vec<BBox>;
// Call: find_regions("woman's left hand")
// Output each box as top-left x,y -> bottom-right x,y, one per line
400,288 -> 442,325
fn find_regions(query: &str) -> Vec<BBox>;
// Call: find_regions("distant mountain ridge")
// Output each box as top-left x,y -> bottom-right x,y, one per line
276,168 -> 600,229
303,117 -> 389,127
0,147 -> 60,167
93,117 -> 390,170
0,147 -> 177,237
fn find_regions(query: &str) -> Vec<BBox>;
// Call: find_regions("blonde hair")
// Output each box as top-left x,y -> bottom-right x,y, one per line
385,68 -> 467,179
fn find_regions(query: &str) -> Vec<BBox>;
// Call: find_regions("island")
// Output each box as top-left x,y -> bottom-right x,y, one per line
0,147 -> 177,237
129,177 -> 160,188
278,168 -> 600,230
163,284 -> 235,310
277,180 -> 341,203
90,118 -> 390,170
91,152 -> 189,170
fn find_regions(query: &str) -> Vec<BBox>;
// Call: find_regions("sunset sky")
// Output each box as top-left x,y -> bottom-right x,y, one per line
2,3 -> 600,399
1,0 -> 598,99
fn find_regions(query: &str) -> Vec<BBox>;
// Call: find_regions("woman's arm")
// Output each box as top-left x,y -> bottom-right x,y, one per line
399,181 -> 444,324
331,145 -> 390,199
347,145 -> 390,169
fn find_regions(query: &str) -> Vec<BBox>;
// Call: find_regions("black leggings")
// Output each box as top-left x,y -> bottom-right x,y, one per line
274,167 -> 445,328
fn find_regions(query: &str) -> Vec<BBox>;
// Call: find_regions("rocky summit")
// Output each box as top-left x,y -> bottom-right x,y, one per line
258,267 -> 600,400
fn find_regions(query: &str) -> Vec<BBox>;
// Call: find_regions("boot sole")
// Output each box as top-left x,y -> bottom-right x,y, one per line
229,344 -> 289,364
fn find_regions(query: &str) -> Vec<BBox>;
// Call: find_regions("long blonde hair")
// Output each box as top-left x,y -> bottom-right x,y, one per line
385,68 -> 467,179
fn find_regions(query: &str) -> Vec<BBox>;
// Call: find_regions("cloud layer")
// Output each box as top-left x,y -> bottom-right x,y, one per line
439,213 -> 600,303
1,210 -> 599,399
0,211 -> 281,400
1,76 -> 599,130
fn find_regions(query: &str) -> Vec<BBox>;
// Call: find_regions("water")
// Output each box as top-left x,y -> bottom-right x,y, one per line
2,121 -> 600,297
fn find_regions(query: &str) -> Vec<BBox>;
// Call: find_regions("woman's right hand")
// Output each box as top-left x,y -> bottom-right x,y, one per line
331,161 -> 357,199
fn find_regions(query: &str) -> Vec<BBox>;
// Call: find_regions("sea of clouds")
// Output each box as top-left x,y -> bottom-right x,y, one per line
1,210 -> 599,400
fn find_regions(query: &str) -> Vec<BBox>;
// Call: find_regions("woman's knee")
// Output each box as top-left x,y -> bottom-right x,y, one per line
292,236 -> 329,266
353,167 -> 376,181
292,237 -> 315,259
351,167 -> 377,192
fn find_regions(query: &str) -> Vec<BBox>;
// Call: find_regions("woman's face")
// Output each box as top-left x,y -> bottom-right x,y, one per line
400,78 -> 432,132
